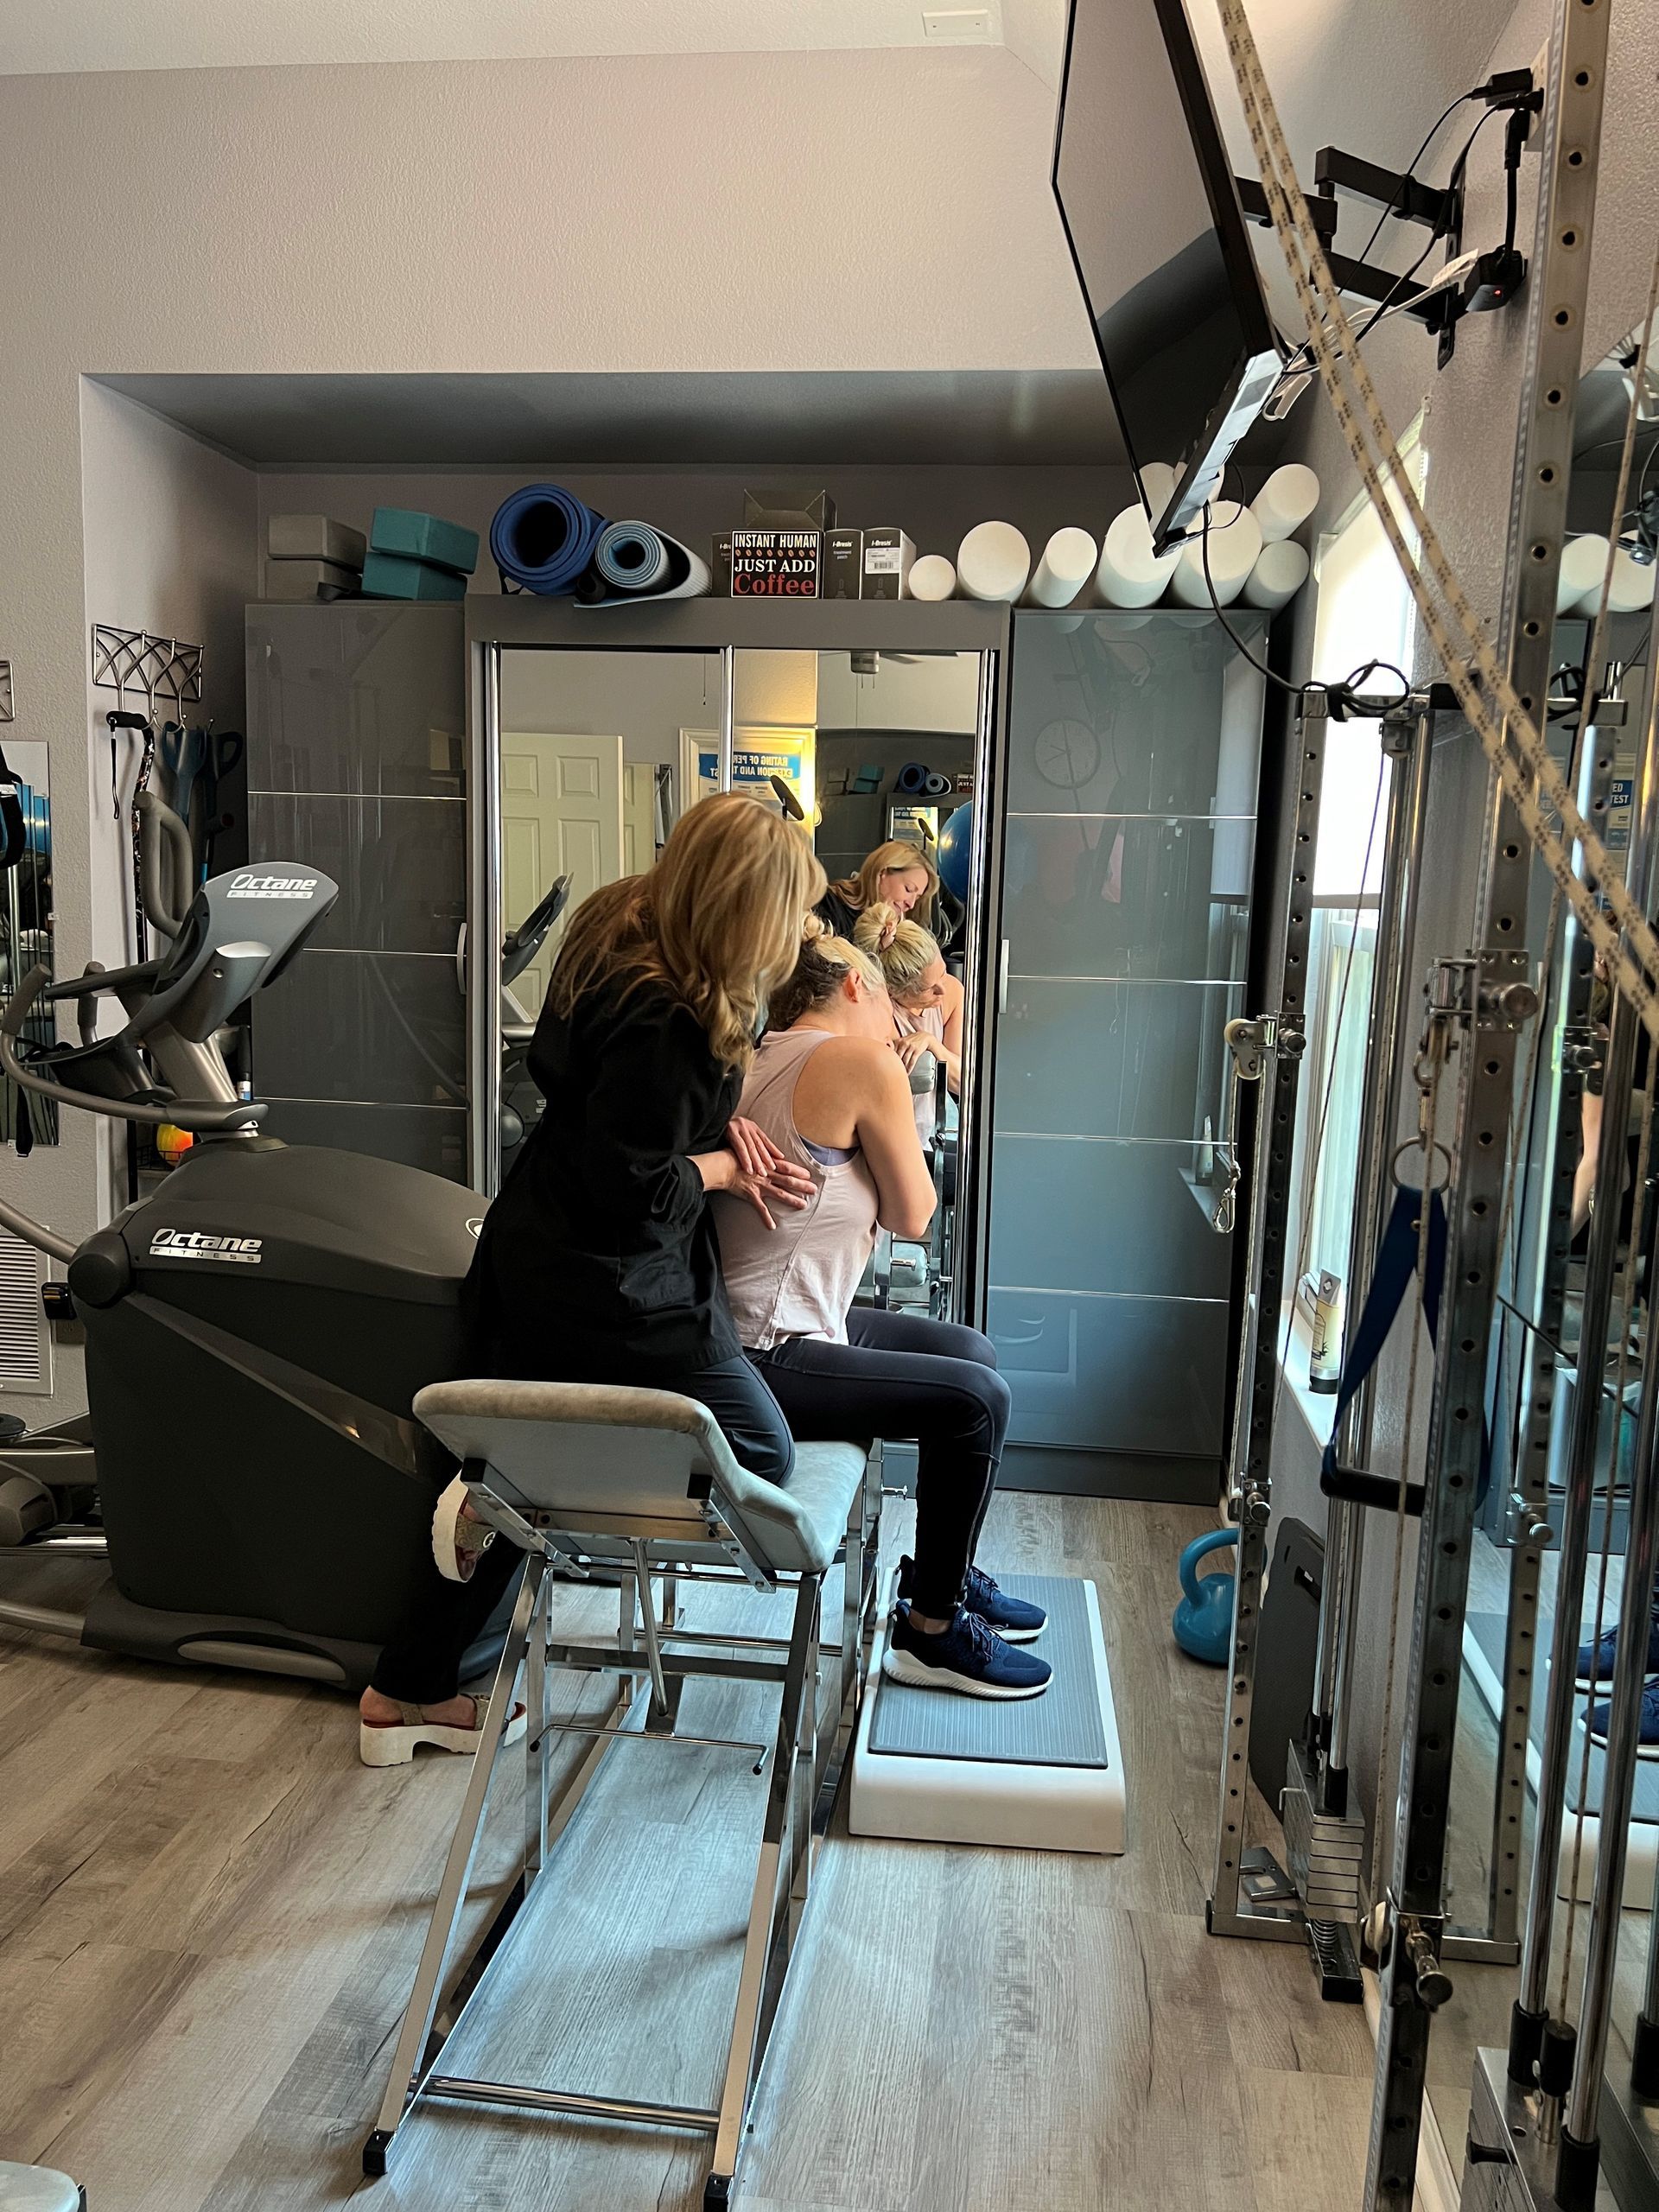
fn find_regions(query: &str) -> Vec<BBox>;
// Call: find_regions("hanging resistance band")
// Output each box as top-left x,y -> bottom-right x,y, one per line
1320,1184 -> 1491,1514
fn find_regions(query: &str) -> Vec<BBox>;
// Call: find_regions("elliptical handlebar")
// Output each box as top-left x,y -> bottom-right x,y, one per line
135,791 -> 194,940
502,874 -> 570,988
0,963 -> 265,1133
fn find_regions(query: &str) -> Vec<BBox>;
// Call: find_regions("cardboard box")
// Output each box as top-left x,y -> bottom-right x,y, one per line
730,531 -> 821,599
822,530 -> 863,600
742,488 -> 836,531
862,528 -> 915,600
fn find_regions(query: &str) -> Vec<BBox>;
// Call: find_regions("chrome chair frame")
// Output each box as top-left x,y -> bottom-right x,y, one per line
364,1382 -> 881,2210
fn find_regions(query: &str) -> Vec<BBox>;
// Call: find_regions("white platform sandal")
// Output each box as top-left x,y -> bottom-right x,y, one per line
431,1473 -> 498,1584
359,1694 -> 527,1769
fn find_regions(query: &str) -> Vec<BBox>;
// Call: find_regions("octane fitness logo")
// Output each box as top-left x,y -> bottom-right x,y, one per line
227,873 -> 319,899
149,1229 -> 264,1264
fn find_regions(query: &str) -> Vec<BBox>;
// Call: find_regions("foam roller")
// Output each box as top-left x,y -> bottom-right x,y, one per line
957,522 -> 1032,604
1169,501 -> 1263,608
1557,534 -> 1610,613
1137,461 -> 1179,528
1240,540 -> 1311,611
1095,504 -> 1179,608
909,555 -> 957,602
1024,527 -> 1098,609
1580,544 -> 1656,616
1249,464 -> 1320,544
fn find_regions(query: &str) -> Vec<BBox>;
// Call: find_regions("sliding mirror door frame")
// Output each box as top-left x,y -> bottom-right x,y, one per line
464,597 -> 1010,1200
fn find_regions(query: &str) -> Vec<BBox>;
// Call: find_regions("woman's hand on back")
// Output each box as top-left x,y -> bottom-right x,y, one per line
893,1031 -> 936,1074
722,1116 -> 814,1231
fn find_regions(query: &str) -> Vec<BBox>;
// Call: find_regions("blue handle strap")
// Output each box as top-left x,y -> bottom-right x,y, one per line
1320,1183 -> 1491,1506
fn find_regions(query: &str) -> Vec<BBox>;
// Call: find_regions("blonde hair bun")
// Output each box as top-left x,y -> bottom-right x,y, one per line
854,900 -> 944,1004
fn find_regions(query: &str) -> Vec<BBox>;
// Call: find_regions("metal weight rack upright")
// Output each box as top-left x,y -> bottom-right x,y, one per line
1360,0 -> 1613,2201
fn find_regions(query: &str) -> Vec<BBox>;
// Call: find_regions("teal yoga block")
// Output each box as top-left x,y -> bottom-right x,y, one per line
359,549 -> 469,601
369,507 -> 480,576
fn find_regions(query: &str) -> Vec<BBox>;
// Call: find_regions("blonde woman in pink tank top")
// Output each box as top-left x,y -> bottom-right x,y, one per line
713,929 -> 1052,1701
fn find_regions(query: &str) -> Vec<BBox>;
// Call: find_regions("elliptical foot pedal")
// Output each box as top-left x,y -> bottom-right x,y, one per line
1306,1916 -> 1364,2004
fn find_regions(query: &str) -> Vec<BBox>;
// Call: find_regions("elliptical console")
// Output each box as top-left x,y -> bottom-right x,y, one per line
0,855 -> 501,1689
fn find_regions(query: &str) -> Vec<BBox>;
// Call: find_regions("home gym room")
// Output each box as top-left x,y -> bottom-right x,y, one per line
1,3 -> 1657,2209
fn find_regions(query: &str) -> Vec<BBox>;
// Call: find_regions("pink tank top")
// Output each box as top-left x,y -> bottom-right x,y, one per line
712,1028 -> 880,1349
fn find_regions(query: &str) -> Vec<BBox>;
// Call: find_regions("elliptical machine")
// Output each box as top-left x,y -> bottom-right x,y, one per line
0,832 -> 500,1691
499,873 -> 568,1159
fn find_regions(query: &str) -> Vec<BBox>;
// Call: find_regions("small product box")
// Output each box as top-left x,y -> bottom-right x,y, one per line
729,531 -> 821,599
861,528 -> 915,601
712,533 -> 734,594
822,530 -> 863,600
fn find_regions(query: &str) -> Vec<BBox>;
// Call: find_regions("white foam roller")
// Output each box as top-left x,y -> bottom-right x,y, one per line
1249,463 -> 1320,545
1169,501 -> 1264,607
1590,546 -> 1657,615
1240,539 -> 1311,611
1095,502 -> 1180,608
1024,527 -> 1097,608
956,521 -> 1032,604
1557,534 -> 1610,613
908,554 -> 957,603
1137,461 -> 1178,519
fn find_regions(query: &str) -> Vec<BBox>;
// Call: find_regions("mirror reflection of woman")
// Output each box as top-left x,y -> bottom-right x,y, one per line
817,839 -> 938,941
359,795 -> 823,1766
855,902 -> 963,1148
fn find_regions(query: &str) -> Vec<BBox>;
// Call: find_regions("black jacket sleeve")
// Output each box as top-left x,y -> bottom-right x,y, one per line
531,992 -> 723,1233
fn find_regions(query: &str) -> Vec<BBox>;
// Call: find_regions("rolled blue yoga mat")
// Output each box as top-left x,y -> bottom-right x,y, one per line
490,483 -> 608,595
578,520 -> 713,606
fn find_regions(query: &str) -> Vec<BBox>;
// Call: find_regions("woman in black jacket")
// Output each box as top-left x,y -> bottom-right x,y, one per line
360,794 -> 824,1764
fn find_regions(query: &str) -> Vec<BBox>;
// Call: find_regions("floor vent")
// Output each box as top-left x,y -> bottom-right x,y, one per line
0,1230 -> 50,1396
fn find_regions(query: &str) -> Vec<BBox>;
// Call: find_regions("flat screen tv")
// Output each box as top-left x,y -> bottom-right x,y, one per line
1052,0 -> 1281,553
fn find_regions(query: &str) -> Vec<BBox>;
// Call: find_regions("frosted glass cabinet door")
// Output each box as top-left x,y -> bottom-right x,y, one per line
988,613 -> 1268,1492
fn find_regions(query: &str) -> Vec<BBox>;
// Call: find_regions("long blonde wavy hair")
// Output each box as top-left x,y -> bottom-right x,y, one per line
548,794 -> 824,1067
853,900 -> 944,1006
829,838 -> 938,926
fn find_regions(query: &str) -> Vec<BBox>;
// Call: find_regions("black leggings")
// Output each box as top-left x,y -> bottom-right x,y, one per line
371,1355 -> 793,1707
753,1307 -> 1009,1618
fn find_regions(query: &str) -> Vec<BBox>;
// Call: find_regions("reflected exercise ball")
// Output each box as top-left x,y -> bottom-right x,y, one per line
937,804 -> 974,902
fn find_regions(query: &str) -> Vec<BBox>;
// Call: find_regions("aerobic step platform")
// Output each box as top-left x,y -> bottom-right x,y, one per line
849,1573 -> 1126,1854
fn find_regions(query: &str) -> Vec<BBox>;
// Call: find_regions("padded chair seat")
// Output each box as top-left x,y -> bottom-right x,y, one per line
415,1380 -> 869,1576
0,2166 -> 84,2212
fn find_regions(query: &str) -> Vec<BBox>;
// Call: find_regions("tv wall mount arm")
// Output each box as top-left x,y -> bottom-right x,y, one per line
1234,68 -> 1539,359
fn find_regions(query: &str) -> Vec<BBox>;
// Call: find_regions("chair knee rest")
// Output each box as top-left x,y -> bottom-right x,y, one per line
728,1440 -> 870,1575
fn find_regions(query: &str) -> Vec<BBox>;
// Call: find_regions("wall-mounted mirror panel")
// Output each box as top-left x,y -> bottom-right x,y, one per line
0,734 -> 56,1152
494,648 -> 725,1160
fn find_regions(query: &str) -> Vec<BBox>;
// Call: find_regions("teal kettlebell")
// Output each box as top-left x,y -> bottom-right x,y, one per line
1172,1527 -> 1239,1664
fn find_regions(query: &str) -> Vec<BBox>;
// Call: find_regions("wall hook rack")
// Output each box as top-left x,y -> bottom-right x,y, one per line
0,662 -> 12,726
90,626 -> 203,713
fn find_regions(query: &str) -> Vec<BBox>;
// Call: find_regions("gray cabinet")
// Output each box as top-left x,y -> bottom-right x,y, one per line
986,610 -> 1270,1499
244,602 -> 468,1180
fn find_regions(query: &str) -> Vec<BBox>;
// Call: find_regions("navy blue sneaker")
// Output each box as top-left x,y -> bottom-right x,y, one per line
897,1555 -> 1047,1642
1576,1617 -> 1659,1690
1586,1674 -> 1659,1758
882,1602 -> 1052,1700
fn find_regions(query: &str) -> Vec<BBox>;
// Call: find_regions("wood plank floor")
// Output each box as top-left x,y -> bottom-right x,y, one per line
0,1497 -> 1378,2212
